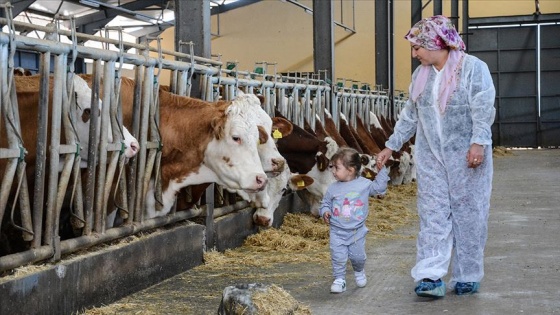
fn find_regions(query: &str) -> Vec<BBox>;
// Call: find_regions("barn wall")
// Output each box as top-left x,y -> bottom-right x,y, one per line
155,0 -> 560,92
0,222 -> 205,315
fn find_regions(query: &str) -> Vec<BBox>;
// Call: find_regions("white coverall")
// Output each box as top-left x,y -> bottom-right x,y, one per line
385,54 -> 496,287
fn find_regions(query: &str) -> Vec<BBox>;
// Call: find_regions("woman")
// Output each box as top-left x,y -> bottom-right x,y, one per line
376,15 -> 496,298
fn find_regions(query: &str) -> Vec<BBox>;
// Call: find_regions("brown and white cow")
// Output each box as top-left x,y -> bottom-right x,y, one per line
84,76 -> 269,218
275,113 -> 339,216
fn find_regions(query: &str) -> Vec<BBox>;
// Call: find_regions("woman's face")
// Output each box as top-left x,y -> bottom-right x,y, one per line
411,44 -> 432,65
411,44 -> 448,70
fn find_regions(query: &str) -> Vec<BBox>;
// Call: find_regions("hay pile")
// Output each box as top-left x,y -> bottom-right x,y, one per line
202,182 -> 417,270
201,213 -> 331,269
493,146 -> 514,157
251,284 -> 312,315
368,182 -> 417,239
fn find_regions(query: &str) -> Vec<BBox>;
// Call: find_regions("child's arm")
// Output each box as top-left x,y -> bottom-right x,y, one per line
319,189 -> 333,224
369,166 -> 390,196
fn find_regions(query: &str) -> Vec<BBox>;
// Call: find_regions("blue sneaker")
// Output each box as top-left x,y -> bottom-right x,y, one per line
455,282 -> 480,295
415,279 -> 445,298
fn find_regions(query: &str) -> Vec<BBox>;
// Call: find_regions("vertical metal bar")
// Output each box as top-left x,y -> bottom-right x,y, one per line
333,92 -> 340,130
434,0 -> 443,15
174,0 -> 210,98
31,51 -> 50,248
411,0 -> 422,72
205,183 -> 215,250
84,60 -> 102,235
135,64 -> 154,223
451,0 -> 459,29
388,0 -> 395,121
313,0 -> 334,85
128,65 -> 144,224
170,69 -> 178,94
95,61 -> 116,233
375,0 -> 390,87
44,54 -> 65,261
462,0 -> 469,50
536,24 -> 541,147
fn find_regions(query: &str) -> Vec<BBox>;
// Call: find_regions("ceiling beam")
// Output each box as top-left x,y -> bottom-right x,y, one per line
72,0 -> 168,34
0,0 -> 36,18
210,0 -> 261,15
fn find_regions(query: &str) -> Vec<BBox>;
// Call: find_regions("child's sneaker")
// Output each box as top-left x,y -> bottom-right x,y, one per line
354,270 -> 367,288
455,282 -> 480,295
330,278 -> 346,293
415,278 -> 445,298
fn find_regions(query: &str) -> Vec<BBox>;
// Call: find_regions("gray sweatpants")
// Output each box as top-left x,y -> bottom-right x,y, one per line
330,232 -> 367,280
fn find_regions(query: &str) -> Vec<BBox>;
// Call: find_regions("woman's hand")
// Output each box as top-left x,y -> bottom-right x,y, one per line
467,143 -> 485,168
376,148 -> 393,170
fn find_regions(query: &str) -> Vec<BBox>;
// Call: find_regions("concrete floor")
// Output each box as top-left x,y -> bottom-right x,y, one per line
306,148 -> 560,314
98,149 -> 560,315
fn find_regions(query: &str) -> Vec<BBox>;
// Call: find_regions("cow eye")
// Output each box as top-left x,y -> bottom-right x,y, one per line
232,136 -> 241,143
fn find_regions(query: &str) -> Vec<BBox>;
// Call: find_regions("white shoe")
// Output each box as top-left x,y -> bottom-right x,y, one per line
355,270 -> 367,288
330,278 -> 346,293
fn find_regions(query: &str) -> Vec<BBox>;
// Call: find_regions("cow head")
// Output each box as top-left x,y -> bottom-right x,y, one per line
253,166 -> 314,227
72,75 -> 139,161
236,94 -> 289,177
204,94 -> 268,192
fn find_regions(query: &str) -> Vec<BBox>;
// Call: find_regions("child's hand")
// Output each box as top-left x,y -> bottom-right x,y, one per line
323,211 -> 331,224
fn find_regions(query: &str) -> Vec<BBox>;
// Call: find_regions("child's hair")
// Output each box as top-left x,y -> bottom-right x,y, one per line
330,147 -> 362,176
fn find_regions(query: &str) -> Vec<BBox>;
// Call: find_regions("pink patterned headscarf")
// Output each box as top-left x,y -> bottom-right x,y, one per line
405,15 -> 465,114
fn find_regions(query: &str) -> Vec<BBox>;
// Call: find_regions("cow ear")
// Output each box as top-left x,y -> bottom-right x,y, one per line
360,154 -> 370,166
257,125 -> 269,145
271,117 -> 293,139
82,107 -> 91,123
387,159 -> 399,168
289,174 -> 314,190
256,94 -> 265,105
316,154 -> 329,172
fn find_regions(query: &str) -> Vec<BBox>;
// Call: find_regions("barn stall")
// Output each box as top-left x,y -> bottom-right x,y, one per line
0,3 -> 410,313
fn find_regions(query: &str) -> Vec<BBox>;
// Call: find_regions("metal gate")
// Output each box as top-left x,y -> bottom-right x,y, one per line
469,15 -> 560,148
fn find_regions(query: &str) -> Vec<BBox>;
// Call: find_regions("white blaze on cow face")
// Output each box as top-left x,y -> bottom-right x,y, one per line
204,94 -> 268,193
233,93 -> 287,177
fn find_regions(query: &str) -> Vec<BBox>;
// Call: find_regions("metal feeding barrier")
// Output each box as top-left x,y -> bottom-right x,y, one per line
0,3 -> 407,273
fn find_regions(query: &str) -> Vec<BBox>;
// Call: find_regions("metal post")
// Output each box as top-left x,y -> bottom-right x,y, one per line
411,0 -> 422,73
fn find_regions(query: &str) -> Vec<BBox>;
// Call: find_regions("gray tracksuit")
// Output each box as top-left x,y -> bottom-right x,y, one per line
319,167 -> 389,279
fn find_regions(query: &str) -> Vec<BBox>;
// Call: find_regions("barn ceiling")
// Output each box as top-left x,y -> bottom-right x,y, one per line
5,0 -> 260,40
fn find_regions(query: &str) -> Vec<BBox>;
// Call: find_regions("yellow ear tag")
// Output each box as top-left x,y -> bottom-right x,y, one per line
297,180 -> 305,187
366,172 -> 372,178
273,129 -> 283,139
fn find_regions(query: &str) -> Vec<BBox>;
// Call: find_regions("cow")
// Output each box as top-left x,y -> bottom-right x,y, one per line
85,76 -> 269,218
274,112 -> 339,217
13,74 -> 139,166
133,85 -> 292,224
13,67 -> 33,76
